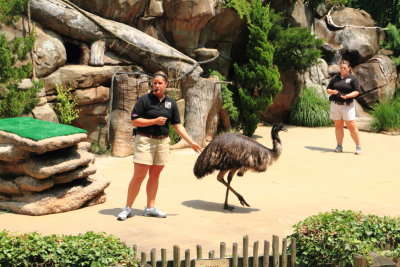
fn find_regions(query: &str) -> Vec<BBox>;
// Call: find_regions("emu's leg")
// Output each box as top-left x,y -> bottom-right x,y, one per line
217,169 -> 250,211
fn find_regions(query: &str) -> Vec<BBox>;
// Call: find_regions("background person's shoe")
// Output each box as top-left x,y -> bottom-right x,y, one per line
117,207 -> 132,221
355,146 -> 361,155
334,145 -> 343,153
143,207 -> 167,218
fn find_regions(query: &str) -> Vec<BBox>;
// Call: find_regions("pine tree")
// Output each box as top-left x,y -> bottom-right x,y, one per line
228,0 -> 282,136
0,0 -> 41,118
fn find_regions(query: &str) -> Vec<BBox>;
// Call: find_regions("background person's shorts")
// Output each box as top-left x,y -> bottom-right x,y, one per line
133,135 -> 170,165
330,101 -> 356,121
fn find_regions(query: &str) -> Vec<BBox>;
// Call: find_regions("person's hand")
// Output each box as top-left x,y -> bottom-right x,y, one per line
190,142 -> 203,153
155,117 -> 167,125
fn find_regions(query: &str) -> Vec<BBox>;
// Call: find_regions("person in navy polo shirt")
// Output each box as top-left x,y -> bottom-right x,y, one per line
117,71 -> 202,220
326,60 -> 362,155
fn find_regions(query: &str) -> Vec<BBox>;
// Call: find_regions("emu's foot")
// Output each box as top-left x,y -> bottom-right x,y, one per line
238,195 -> 250,207
224,203 -> 235,211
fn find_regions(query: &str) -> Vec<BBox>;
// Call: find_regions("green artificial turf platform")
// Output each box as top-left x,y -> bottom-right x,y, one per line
0,117 -> 87,141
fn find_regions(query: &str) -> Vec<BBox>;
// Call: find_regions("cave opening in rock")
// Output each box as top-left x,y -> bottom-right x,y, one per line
65,42 -> 82,64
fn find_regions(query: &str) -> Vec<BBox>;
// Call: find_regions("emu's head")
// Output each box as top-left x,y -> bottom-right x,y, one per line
271,123 -> 288,141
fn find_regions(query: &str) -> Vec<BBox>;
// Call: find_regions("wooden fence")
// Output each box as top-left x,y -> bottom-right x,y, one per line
133,235 -> 296,267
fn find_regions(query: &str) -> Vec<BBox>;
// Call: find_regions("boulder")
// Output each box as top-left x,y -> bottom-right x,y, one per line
0,173 -> 109,215
2,18 -> 66,78
354,54 -> 398,107
315,7 -> 384,65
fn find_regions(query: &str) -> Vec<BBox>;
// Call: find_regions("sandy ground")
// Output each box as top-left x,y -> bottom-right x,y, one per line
1,125 -> 400,259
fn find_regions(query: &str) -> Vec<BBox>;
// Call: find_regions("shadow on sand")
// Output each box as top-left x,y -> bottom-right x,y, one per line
99,207 -> 143,217
182,200 -> 259,214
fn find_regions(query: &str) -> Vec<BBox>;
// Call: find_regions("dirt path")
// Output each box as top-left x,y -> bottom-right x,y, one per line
1,125 -> 399,258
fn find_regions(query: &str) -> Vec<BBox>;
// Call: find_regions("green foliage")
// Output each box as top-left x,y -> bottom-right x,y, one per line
290,209 -> 400,266
55,82 -> 80,125
0,0 -> 41,118
229,0 -> 282,136
89,140 -> 112,155
0,0 -> 27,25
224,0 -> 251,21
288,87 -> 332,127
168,124 -> 181,145
348,0 -> 400,27
207,70 -> 239,123
0,230 -> 138,266
382,23 -> 400,69
0,80 -> 42,118
369,94 -> 400,132
271,26 -> 323,73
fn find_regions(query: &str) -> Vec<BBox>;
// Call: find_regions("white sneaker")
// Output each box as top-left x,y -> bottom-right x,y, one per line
355,146 -> 361,155
143,207 -> 167,218
334,145 -> 343,153
117,207 -> 132,221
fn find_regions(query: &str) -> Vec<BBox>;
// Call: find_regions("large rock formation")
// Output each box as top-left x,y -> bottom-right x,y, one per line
0,117 -> 109,215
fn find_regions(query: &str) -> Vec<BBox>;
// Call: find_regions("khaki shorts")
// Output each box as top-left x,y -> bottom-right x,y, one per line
330,101 -> 356,121
133,135 -> 170,165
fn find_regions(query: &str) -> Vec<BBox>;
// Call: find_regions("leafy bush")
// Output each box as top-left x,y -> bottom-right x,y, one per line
89,140 -> 112,155
55,82 -> 80,125
0,0 -> 42,118
0,231 -> 138,266
288,87 -> 332,127
290,209 -> 400,266
370,94 -> 400,132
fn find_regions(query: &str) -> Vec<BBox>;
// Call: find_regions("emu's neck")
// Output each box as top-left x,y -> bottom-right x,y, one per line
271,136 -> 282,159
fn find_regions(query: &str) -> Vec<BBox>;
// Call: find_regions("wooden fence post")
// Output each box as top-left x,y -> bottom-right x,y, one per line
290,238 -> 296,267
151,248 -> 156,267
263,241 -> 270,267
253,241 -> 259,267
185,249 -> 191,267
272,236 -> 279,267
233,243 -> 239,267
243,235 -> 249,267
161,248 -> 167,267
197,245 -> 203,259
221,242 -> 226,258
281,238 -> 287,267
173,245 -> 180,267
353,255 -> 368,267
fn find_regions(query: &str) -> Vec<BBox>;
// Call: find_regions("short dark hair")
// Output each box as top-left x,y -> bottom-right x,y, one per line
152,71 -> 168,82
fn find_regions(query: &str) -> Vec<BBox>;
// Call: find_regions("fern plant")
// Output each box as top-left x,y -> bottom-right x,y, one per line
55,82 -> 80,125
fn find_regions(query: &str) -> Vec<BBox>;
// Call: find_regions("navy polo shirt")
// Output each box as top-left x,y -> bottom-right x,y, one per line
131,92 -> 181,136
327,73 -> 360,103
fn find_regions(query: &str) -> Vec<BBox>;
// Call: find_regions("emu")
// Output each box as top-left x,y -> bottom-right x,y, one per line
193,124 -> 287,211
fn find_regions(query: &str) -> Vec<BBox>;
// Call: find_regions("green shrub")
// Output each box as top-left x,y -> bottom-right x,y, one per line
55,82 -> 80,125
0,231 -> 138,266
288,87 -> 332,127
89,140 -> 112,155
169,124 -> 180,145
370,94 -> 400,132
290,209 -> 400,266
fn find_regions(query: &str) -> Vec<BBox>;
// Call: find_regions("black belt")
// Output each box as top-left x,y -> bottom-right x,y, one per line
333,101 -> 352,106
138,132 -> 169,139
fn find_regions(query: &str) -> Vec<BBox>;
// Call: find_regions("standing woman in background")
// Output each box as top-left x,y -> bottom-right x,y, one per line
326,60 -> 362,155
117,71 -> 202,221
